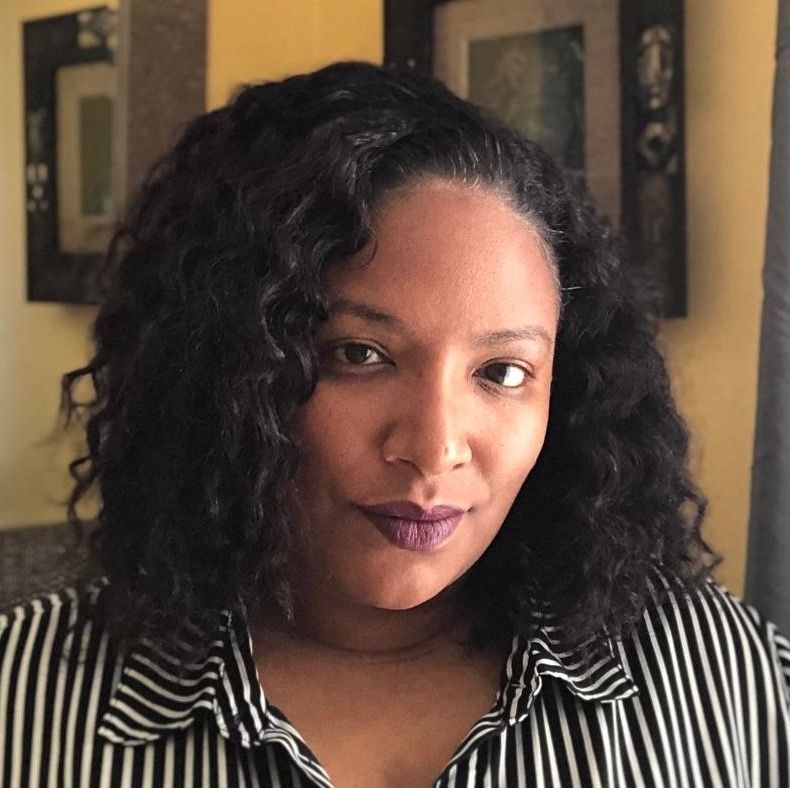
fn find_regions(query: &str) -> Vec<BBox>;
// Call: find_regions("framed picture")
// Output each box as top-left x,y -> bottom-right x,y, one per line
384,0 -> 687,317
23,6 -> 117,304
23,2 -> 208,305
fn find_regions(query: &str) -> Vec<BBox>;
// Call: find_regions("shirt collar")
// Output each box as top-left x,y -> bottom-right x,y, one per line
97,599 -> 638,748
497,610 -> 639,725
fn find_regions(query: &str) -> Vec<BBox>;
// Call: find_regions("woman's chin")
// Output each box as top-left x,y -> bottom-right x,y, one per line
358,586 -> 440,612
343,566 -> 466,613
343,574 -> 448,612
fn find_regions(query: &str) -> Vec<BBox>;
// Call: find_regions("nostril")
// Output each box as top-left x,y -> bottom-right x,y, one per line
381,441 -> 471,476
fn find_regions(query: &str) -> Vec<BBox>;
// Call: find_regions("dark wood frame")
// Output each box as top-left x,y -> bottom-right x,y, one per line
384,0 -> 687,317
23,6 -> 117,304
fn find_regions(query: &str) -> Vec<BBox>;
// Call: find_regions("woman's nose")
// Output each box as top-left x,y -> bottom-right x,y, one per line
380,377 -> 473,477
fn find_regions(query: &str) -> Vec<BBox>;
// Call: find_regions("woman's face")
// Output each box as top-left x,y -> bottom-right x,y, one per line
290,178 -> 559,612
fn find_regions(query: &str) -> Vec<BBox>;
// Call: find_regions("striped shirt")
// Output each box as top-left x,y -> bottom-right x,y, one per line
1,575 -> 789,787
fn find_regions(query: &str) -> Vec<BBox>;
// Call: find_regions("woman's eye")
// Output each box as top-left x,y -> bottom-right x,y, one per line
479,362 -> 530,388
331,343 -> 388,366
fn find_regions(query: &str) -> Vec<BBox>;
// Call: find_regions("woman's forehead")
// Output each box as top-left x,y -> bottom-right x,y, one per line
327,183 -> 559,344
324,178 -> 561,333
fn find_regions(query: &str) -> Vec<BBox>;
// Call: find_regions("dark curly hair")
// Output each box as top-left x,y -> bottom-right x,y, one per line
61,60 -> 717,659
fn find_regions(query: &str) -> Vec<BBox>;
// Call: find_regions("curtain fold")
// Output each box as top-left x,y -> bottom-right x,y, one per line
745,0 -> 790,632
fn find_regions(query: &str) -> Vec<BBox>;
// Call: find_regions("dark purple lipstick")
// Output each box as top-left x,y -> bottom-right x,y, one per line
357,501 -> 466,552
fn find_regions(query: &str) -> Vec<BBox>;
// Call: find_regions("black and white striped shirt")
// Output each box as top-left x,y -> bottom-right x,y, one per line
1,575 -> 789,787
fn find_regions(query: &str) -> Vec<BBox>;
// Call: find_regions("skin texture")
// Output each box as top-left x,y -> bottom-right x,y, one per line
268,177 -> 560,656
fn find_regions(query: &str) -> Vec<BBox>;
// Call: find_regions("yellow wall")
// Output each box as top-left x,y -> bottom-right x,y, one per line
0,0 -> 116,529
206,0 -> 382,108
1,0 -> 777,597
662,0 -> 776,593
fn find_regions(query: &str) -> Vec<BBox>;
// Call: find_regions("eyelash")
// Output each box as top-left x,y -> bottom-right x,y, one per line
324,341 -> 534,390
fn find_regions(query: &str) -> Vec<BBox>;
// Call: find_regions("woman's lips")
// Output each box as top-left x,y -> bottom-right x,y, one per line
357,501 -> 466,552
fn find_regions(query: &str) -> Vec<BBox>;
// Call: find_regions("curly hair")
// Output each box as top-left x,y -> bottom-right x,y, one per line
61,60 -> 716,659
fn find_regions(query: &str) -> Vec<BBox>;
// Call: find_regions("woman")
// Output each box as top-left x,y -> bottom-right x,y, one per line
1,61 -> 788,787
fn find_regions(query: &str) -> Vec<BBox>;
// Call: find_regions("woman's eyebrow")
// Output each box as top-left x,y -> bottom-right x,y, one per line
329,298 -> 407,330
329,298 -> 551,348
471,326 -> 553,348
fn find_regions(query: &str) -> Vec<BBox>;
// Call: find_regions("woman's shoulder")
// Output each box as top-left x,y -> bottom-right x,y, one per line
639,572 -> 790,648
622,572 -> 790,704
0,577 -> 118,707
0,576 -> 109,637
